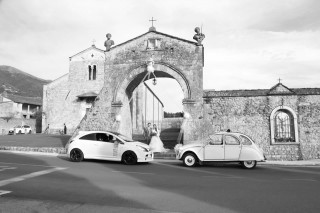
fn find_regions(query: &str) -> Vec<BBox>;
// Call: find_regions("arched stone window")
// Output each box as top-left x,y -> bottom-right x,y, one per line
270,106 -> 299,144
88,65 -> 92,80
93,65 -> 96,80
88,65 -> 97,81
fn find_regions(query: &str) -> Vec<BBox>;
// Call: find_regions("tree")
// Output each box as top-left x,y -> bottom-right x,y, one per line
0,112 -> 16,122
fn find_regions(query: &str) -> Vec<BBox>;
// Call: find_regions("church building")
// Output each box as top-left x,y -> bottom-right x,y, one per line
42,45 -> 163,135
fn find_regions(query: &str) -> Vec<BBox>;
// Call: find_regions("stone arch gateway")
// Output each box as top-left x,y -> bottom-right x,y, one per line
113,62 -> 191,103
75,29 -> 205,143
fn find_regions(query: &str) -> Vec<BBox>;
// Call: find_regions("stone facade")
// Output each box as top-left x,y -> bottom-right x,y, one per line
75,29 -> 204,142
203,84 -> 320,160
43,45 -> 164,135
42,45 -> 105,134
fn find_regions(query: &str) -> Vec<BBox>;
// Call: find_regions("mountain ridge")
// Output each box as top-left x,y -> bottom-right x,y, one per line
0,65 -> 51,97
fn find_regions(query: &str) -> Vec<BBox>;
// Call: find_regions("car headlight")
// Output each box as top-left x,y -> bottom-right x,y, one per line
137,145 -> 149,152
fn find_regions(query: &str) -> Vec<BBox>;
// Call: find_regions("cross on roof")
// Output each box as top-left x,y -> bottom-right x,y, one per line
92,39 -> 96,46
278,78 -> 282,83
149,17 -> 156,27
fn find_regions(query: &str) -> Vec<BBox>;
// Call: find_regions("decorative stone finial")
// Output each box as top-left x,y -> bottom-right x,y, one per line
104,33 -> 114,51
149,17 -> 157,32
149,26 -> 156,32
193,27 -> 205,45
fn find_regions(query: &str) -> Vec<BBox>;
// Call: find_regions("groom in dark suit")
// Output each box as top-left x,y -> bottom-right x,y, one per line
144,123 -> 152,144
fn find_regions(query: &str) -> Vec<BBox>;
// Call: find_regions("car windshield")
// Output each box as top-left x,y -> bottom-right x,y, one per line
240,135 -> 255,145
110,132 -> 134,142
118,134 -> 135,142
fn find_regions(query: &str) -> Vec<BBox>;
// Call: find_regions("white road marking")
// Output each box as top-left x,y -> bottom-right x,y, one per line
112,171 -> 154,175
202,175 -> 244,179
0,190 -> 11,196
0,162 -> 59,168
268,166 -> 320,175
284,178 -> 317,182
0,166 -> 16,172
0,167 -> 67,187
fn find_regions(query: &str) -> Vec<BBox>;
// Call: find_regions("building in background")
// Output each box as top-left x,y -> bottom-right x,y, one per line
0,92 -> 42,134
0,91 -> 41,119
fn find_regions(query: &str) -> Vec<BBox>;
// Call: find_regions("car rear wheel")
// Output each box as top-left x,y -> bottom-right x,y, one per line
241,160 -> 257,169
122,151 -> 137,165
18,130 -> 21,134
29,130 -> 32,134
183,153 -> 197,167
70,149 -> 84,162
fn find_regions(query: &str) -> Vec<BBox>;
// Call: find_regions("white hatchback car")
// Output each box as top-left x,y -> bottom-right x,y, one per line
66,131 -> 153,165
8,125 -> 32,135
176,132 -> 266,169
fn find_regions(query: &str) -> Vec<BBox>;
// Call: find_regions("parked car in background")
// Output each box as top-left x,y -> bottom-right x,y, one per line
176,132 -> 266,169
8,125 -> 32,135
66,131 -> 153,165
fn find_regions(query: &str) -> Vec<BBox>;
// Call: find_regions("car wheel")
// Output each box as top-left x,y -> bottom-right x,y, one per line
241,160 -> 257,169
70,149 -> 84,162
29,130 -> 32,134
183,153 -> 197,167
18,130 -> 21,134
122,151 -> 137,165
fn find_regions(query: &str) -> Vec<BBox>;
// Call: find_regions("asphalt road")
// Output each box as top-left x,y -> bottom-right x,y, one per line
0,152 -> 319,213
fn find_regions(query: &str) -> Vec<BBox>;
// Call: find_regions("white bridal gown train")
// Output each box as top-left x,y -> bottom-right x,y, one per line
149,131 -> 166,153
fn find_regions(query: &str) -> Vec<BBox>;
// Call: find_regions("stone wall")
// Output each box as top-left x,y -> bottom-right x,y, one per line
0,101 -> 13,117
297,95 -> 320,159
161,117 -> 183,129
203,94 -> 320,160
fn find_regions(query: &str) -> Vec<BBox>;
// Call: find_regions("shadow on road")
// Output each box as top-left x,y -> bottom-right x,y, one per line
0,152 -> 153,212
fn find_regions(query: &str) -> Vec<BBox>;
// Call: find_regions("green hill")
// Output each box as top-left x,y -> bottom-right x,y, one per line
0,65 -> 51,97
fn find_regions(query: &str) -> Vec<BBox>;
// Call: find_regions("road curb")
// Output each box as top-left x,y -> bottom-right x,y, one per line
0,146 -> 66,154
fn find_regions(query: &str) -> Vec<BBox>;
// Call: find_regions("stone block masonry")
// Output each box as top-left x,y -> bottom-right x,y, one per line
75,30 -> 204,143
203,90 -> 320,160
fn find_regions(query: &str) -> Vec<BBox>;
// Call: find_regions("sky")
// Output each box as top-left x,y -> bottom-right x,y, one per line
1,0 -> 320,112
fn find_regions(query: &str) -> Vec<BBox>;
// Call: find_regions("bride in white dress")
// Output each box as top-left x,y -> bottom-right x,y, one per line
149,124 -> 166,153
